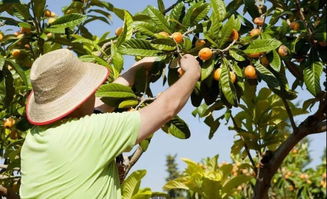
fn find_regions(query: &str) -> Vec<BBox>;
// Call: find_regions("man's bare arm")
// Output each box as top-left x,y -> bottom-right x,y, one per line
137,54 -> 200,143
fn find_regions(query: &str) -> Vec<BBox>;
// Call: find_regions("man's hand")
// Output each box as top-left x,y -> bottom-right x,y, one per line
179,54 -> 201,75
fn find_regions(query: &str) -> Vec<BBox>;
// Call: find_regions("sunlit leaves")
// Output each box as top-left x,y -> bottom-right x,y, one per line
304,61 -> 323,96
243,39 -> 282,54
119,39 -> 161,56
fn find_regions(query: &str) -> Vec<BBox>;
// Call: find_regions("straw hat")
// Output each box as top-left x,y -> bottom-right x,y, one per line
26,49 -> 109,125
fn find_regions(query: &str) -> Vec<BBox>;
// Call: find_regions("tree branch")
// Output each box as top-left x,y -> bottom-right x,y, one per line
123,146 -> 144,180
294,0 -> 313,37
284,60 -> 303,81
281,98 -> 297,132
163,0 -> 182,14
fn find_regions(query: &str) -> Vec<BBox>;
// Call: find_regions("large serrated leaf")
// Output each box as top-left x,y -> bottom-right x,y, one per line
146,6 -> 171,33
191,3 -> 210,26
270,50 -> 281,72
210,0 -> 226,21
119,39 -> 161,56
116,11 -> 134,47
47,14 -> 86,31
254,61 -> 280,89
6,59 -> 28,86
96,83 -> 136,98
222,175 -> 252,195
13,3 -> 31,20
164,116 -> 191,139
244,39 -> 282,54
220,59 -> 237,105
111,44 -> 124,73
169,2 -> 184,30
118,99 -> 139,109
121,170 -> 147,199
201,59 -> 215,81
217,15 -> 240,48
150,38 -> 176,51
304,61 -> 323,96
32,0 -> 45,19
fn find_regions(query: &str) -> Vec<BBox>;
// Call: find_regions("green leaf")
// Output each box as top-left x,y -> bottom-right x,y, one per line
119,39 -> 161,56
150,38 -> 176,51
304,62 -> 323,96
243,0 -> 260,18
0,56 -> 5,70
157,0 -> 165,13
229,49 -> 245,61
6,59 -> 28,86
217,15 -> 240,48
163,179 -> 189,191
169,2 -> 184,30
254,61 -> 280,89
270,50 -> 281,72
204,114 -> 220,139
3,69 -> 15,107
189,3 -> 210,26
111,44 -> 124,73
96,83 -> 136,98
201,59 -> 215,81
243,39 -> 282,54
47,13 -> 86,30
79,55 -> 109,67
32,0 -> 45,19
222,175 -> 252,195
146,6 -> 171,33
220,59 -> 237,105
116,11 -> 134,46
13,3 -> 31,20
118,99 -> 139,109
122,170 -> 147,199
164,116 -> 191,139
210,0 -> 226,21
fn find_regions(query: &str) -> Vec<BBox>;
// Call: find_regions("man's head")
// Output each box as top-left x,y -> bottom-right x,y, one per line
26,49 -> 109,125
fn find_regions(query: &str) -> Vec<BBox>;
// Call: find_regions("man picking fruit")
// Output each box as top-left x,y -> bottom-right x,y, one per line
20,49 -> 200,198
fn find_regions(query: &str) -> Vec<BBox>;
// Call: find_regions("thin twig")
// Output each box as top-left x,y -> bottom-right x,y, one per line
163,0 -> 182,14
123,146 -> 144,179
135,97 -> 156,110
281,97 -> 297,132
214,39 -> 237,53
183,26 -> 196,36
294,0 -> 313,37
231,115 -> 258,175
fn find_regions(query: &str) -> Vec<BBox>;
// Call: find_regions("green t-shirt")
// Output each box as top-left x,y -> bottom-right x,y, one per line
20,111 -> 140,199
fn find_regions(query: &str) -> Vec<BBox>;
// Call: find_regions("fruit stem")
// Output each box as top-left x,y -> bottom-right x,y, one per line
182,26 -> 196,36
214,39 -> 237,53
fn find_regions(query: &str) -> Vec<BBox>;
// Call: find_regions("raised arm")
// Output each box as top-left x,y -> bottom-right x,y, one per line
95,57 -> 156,112
137,54 -> 201,143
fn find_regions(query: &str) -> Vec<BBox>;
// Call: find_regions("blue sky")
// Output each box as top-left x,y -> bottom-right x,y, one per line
22,0 -> 327,191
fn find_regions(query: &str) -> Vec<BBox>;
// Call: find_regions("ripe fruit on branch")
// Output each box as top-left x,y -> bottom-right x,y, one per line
177,68 -> 185,76
290,22 -> 300,31
3,117 -> 16,128
171,32 -> 183,44
195,39 -> 206,47
247,52 -> 263,58
198,47 -> 213,61
20,27 -> 31,34
230,29 -> 239,41
249,28 -> 261,37
213,68 -> 221,80
230,71 -> 237,83
254,17 -> 264,26
244,65 -> 257,79
0,32 -> 3,41
158,32 -> 170,38
115,27 -> 123,36
278,45 -> 288,57
11,49 -> 21,57
48,17 -> 56,24
319,41 -> 327,47
44,9 -> 52,17
24,44 -> 31,49
260,55 -> 269,66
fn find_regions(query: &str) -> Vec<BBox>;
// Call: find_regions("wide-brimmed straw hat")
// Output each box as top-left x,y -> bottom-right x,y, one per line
26,49 -> 109,125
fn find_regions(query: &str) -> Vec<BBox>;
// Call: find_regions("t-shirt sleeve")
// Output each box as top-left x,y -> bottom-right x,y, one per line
82,111 -> 141,162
